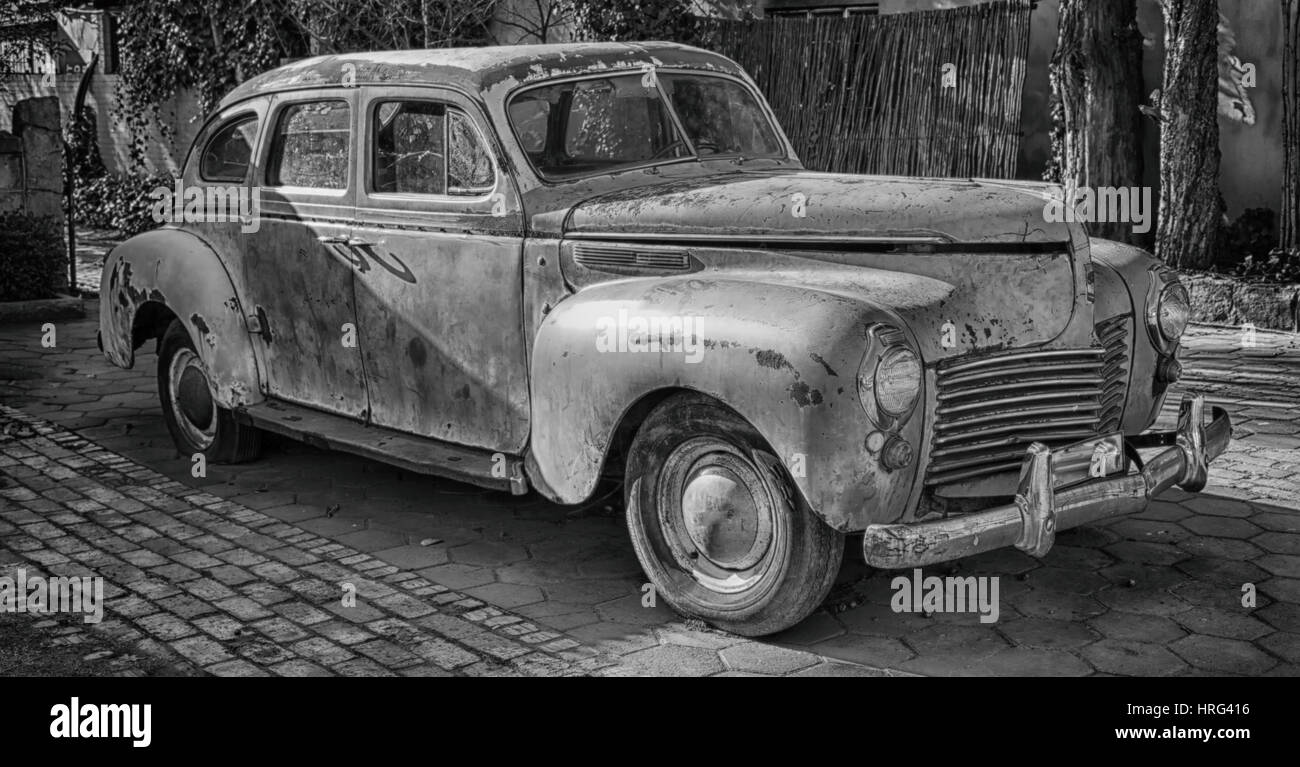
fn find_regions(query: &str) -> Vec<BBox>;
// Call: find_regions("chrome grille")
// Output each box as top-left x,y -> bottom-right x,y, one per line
925,316 -> 1130,487
1095,313 -> 1129,433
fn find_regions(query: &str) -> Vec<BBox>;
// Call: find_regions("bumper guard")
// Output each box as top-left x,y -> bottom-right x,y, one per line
862,395 -> 1231,569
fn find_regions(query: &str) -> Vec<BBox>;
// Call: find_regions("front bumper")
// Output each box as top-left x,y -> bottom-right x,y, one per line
862,395 -> 1231,569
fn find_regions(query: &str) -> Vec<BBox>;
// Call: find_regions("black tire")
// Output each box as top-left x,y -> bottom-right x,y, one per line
625,392 -> 844,636
157,320 -> 261,463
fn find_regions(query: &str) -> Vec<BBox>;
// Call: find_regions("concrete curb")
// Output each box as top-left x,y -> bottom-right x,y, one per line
0,293 -> 85,324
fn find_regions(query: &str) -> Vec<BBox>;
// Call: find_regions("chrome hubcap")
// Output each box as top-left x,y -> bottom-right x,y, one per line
681,464 -> 768,570
168,348 -> 217,450
657,439 -> 777,594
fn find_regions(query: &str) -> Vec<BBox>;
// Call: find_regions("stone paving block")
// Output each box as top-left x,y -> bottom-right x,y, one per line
372,591 -> 437,619
416,613 -> 531,661
1088,612 -> 1187,644
805,633 -> 913,667
136,612 -> 198,641
1169,635 -> 1278,675
269,660 -> 333,677
194,614 -> 247,641
1081,639 -> 1189,676
374,544 -> 451,570
313,621 -> 376,647
290,637 -> 355,666
272,601 -> 332,626
155,594 -> 218,620
720,642 -> 820,675
171,636 -> 235,666
206,659 -> 271,677
215,596 -> 273,622
253,617 -> 311,644
335,658 -> 397,677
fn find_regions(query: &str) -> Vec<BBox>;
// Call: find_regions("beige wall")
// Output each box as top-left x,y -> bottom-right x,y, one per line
0,71 -> 201,175
0,10 -> 200,175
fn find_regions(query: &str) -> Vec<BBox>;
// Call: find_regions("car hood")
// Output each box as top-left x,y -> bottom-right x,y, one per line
562,170 -> 1074,245
558,171 -> 1091,359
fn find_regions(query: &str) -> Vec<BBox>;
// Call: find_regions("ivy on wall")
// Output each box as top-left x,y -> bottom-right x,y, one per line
572,1 -> 703,43
114,1 -> 284,166
112,1 -> 499,168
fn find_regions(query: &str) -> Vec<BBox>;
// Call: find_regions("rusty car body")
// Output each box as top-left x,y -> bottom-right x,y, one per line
99,42 -> 1230,635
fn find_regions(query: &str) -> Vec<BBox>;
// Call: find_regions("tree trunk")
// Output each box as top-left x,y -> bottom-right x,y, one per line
1049,0 -> 1146,245
1156,0 -> 1222,270
1282,0 -> 1300,256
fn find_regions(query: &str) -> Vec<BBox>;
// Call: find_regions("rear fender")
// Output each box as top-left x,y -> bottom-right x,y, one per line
99,228 -> 262,408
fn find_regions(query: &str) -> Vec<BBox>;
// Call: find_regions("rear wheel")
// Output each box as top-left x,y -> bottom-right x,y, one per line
157,320 -> 261,463
625,393 -> 843,636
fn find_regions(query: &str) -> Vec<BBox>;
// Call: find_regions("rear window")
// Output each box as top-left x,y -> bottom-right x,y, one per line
200,115 -> 258,182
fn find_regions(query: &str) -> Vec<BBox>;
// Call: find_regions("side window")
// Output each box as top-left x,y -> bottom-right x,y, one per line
372,99 -> 494,197
374,101 -> 446,195
267,100 -> 350,189
200,115 -> 258,182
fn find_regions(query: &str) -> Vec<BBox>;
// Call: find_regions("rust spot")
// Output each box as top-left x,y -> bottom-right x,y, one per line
255,305 -> 274,344
752,348 -> 793,372
407,337 -> 428,368
809,353 -> 838,377
788,381 -> 824,407
190,313 -> 217,348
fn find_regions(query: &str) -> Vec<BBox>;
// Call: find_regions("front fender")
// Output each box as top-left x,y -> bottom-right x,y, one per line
527,269 -> 933,531
99,228 -> 262,408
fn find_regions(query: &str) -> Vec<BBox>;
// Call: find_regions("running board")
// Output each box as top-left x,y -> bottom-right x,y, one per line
233,400 -> 527,495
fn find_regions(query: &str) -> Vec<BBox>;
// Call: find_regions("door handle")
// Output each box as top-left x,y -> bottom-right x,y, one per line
317,234 -> 350,244
346,237 -> 376,248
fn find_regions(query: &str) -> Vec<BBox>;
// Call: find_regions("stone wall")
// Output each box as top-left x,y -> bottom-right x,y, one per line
0,96 -> 64,219
1185,274 -> 1300,332
0,95 -> 68,291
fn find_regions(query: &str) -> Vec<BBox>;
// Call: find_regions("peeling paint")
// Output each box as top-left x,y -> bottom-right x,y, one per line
788,381 -> 824,408
810,353 -> 839,377
752,348 -> 794,373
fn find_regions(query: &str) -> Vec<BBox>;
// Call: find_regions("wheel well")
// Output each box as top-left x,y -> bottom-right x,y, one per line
598,387 -> 761,484
131,301 -> 178,353
598,388 -> 689,484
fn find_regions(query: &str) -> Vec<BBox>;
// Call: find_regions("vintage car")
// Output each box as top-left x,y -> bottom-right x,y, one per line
99,42 -> 1230,636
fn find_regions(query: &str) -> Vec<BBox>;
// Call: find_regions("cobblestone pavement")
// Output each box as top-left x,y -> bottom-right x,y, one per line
1,305 -> 1298,676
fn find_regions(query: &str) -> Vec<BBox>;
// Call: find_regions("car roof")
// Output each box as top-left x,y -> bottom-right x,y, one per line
219,42 -> 746,108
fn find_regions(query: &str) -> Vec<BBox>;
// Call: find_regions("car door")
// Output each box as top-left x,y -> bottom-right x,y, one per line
243,90 -> 369,419
351,86 -> 529,453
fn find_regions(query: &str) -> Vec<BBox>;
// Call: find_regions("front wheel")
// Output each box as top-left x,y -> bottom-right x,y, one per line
157,320 -> 262,463
625,393 -> 844,636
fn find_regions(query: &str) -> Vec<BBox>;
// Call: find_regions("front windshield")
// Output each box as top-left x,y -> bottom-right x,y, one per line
507,72 -> 784,179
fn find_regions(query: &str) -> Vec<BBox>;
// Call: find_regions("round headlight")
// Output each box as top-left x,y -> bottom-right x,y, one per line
1158,282 -> 1191,341
872,346 -> 922,416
